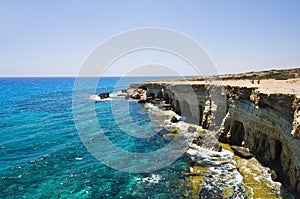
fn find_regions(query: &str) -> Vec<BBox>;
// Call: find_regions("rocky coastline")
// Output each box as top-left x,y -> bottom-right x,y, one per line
125,71 -> 300,198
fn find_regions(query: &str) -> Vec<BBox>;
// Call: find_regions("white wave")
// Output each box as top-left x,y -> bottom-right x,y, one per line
89,95 -> 100,101
88,95 -> 111,101
136,174 -> 162,184
109,91 -> 127,98
89,91 -> 127,101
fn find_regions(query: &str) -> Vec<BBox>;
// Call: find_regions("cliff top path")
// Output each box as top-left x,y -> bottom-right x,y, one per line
143,68 -> 300,97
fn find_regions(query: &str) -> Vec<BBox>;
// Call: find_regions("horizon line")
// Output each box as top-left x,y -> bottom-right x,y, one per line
0,75 -> 199,78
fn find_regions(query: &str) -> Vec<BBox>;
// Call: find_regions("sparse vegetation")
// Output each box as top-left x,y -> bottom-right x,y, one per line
261,71 -> 293,80
181,67 -> 300,81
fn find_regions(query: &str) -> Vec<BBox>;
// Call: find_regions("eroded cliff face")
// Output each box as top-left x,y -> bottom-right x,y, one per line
129,81 -> 300,196
139,82 -> 227,130
220,87 -> 300,196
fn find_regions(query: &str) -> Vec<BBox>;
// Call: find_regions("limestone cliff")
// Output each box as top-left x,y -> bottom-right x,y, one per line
128,79 -> 300,197
220,86 -> 300,196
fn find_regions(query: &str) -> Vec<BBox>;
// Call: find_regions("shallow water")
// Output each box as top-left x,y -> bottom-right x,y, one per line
0,77 -> 191,198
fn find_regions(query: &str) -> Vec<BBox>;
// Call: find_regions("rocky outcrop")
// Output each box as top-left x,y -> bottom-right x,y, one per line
230,146 -> 253,159
127,81 -> 300,196
126,88 -> 146,99
98,92 -> 109,99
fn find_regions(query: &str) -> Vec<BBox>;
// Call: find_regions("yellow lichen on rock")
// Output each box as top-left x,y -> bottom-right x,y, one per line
189,175 -> 205,198
235,157 -> 281,198
221,144 -> 282,198
222,187 -> 234,198
187,166 -> 210,198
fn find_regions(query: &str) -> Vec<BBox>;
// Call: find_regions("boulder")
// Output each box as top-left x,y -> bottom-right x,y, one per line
131,93 -> 140,99
187,126 -> 197,133
98,92 -> 109,99
170,116 -> 179,123
213,142 -> 222,152
136,88 -> 146,94
268,169 -> 278,181
192,134 -> 222,152
192,134 -> 205,146
138,99 -> 146,103
231,146 -> 253,159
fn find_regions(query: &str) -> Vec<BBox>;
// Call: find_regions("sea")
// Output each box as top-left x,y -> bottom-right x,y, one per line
0,77 -> 192,199
0,77 -> 294,199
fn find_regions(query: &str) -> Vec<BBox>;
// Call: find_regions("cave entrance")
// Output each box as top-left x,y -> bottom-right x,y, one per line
229,120 -> 245,146
199,105 -> 203,126
163,93 -> 171,104
173,100 -> 181,115
274,140 -> 282,162
157,90 -> 163,99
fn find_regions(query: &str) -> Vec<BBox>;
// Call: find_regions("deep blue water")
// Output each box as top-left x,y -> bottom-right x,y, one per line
0,77 -> 190,198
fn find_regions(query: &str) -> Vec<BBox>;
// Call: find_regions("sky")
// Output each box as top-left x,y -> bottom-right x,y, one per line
0,0 -> 300,77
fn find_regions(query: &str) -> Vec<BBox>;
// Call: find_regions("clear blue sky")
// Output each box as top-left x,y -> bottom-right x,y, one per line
1,0 -> 300,76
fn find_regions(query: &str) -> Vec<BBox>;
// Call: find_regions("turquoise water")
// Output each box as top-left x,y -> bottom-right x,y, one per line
0,77 -> 190,198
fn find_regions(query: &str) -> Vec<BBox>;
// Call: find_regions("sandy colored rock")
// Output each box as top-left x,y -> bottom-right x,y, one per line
127,69 -> 300,196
